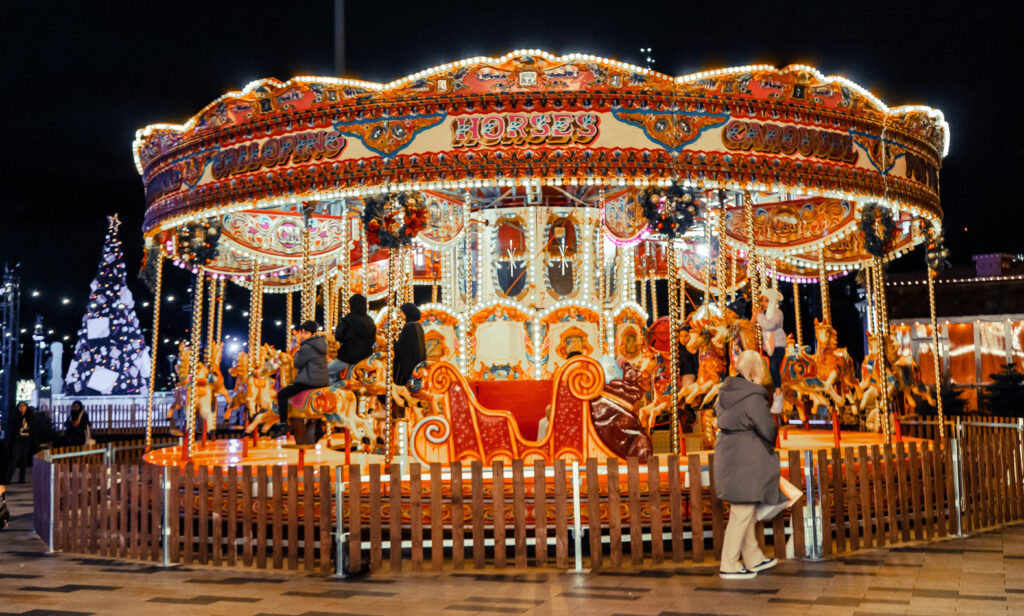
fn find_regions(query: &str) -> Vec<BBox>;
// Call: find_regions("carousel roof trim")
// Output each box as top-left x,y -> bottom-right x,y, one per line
133,49 -> 949,174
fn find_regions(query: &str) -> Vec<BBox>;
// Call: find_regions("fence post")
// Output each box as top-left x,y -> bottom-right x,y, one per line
48,452 -> 56,553
802,450 -> 823,560
161,466 -> 174,567
333,469 -> 348,578
571,460 -> 583,572
951,436 -> 965,537
107,404 -> 113,430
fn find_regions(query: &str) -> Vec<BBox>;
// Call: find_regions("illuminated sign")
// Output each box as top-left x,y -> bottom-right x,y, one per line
211,129 -> 347,179
721,119 -> 858,164
451,112 -> 599,148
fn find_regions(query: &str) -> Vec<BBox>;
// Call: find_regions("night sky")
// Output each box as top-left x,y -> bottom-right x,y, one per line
2,0 -> 1021,381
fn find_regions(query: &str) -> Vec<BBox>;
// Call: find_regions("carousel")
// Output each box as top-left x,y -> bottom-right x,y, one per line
133,50 -> 949,472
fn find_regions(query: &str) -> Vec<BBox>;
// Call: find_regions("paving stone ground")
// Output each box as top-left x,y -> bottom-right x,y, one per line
2,477 -> 1022,616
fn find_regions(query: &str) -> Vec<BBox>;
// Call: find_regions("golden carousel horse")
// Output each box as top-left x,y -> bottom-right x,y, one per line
232,344 -> 283,434
168,341 -> 232,429
860,333 -> 936,432
781,320 -> 861,425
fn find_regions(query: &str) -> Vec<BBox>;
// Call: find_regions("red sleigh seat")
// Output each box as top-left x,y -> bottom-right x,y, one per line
410,356 -> 615,464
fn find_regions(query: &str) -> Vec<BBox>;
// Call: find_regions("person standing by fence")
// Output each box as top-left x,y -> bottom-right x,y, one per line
714,350 -> 784,579
5,402 -> 34,484
64,400 -> 91,446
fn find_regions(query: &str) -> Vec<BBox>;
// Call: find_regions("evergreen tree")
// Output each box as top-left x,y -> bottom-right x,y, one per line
64,215 -> 151,395
986,363 -> 1024,417
920,379 -> 969,416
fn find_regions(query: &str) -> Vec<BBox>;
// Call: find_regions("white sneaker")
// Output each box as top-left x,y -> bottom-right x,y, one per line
770,392 -> 784,415
719,568 -> 757,580
749,558 -> 778,572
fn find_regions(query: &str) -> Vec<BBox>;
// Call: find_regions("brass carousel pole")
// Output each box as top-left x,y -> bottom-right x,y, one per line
703,204 -> 713,312
926,233 -> 946,446
651,265 -> 659,317
144,252 -> 164,453
818,247 -> 832,325
715,196 -> 728,307
596,222 -> 607,354
248,262 -> 263,375
873,256 -> 892,443
215,278 -> 226,346
667,239 -> 681,454
284,292 -> 293,346
361,224 -> 371,303
185,269 -> 206,460
383,247 -> 397,465
301,205 -> 315,323
338,204 -> 350,320
205,275 -> 217,366
744,191 -> 762,348
793,280 -> 804,348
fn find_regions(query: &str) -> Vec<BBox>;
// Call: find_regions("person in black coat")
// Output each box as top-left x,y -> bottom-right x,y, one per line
6,402 -> 34,484
64,400 -> 91,446
334,294 -> 376,368
393,303 -> 426,386
270,320 -> 330,438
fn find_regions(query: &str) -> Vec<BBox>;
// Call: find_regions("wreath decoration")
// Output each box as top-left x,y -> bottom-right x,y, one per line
176,218 -> 221,265
859,202 -> 896,257
638,183 -> 700,239
362,191 -> 428,248
138,244 -> 163,293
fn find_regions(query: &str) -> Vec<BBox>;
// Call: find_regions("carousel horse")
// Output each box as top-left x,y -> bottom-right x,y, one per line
275,332 -> 385,447
782,319 -> 861,425
168,341 -> 231,429
681,318 -> 732,408
240,345 -> 284,434
193,341 -> 231,427
860,334 -> 936,431
894,352 -> 937,413
681,319 -> 732,449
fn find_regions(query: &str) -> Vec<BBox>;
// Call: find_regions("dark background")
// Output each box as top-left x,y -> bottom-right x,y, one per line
2,0 -> 1021,383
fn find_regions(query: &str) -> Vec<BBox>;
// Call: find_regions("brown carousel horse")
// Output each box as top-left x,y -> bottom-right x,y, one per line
859,333 -> 936,432
781,319 -> 861,426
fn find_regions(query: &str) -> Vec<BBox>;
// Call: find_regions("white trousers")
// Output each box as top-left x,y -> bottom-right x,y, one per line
720,503 -> 767,572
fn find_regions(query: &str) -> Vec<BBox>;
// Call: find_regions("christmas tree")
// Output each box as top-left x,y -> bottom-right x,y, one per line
64,215 -> 152,395
986,363 -> 1024,417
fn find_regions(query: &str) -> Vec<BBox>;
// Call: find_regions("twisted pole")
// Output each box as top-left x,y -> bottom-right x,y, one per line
144,252 -> 163,453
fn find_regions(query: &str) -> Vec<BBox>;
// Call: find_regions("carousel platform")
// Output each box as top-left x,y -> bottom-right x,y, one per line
142,429 -> 930,473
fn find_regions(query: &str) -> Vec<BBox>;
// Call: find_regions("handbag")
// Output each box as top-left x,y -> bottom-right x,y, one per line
755,477 -> 803,521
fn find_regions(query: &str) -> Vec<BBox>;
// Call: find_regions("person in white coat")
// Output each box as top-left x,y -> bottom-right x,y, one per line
752,289 -> 786,414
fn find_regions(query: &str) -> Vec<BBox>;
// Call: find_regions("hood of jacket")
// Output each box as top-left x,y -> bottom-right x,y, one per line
348,294 -> 368,315
716,376 -> 769,420
302,334 -> 328,354
401,302 -> 420,322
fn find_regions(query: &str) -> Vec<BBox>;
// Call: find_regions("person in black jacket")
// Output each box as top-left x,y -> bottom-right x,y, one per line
393,303 -> 426,386
270,320 -> 330,438
64,400 -> 91,446
6,402 -> 34,484
334,294 -> 376,369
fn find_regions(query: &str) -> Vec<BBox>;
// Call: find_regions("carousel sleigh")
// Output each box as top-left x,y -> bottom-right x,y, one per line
410,356 -> 617,465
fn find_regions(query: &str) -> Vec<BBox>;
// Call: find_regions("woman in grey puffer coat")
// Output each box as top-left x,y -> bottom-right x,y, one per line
714,349 -> 783,579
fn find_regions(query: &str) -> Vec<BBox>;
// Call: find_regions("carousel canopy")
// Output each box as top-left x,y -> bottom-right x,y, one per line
134,50 -> 948,285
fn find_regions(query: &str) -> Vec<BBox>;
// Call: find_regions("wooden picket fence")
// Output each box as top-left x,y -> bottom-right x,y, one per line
900,414 -> 1020,442
36,428 -> 1024,574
